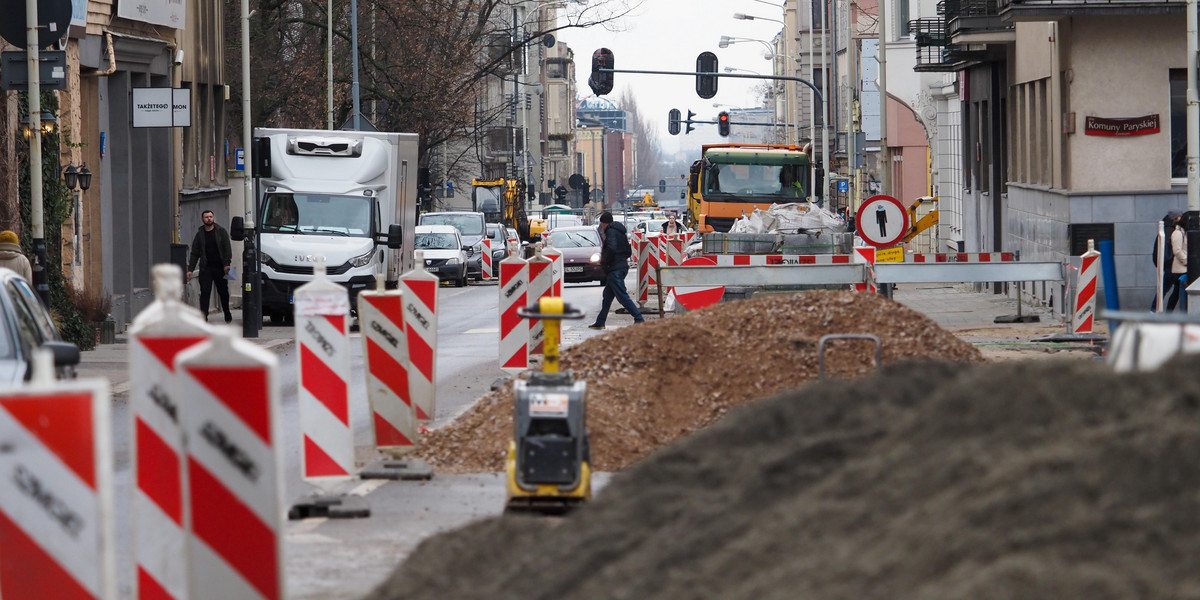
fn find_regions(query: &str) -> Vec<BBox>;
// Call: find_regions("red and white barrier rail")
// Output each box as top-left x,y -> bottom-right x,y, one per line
401,251 -> 440,423
853,247 -> 877,293
0,354 -> 116,600
911,252 -> 1016,263
674,255 -> 723,311
1073,240 -> 1101,334
177,329 -> 283,600
634,232 -> 649,304
498,245 -> 530,373
129,264 -> 211,600
359,277 -> 416,452
480,239 -> 493,281
527,244 -> 554,356
706,254 -> 853,266
294,259 -> 354,485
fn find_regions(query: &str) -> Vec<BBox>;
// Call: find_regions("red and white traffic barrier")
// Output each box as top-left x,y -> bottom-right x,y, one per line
674,255 -> 724,311
647,234 -> 662,300
401,251 -> 440,423
0,353 -> 116,600
176,329 -> 283,600
358,276 -> 416,452
498,245 -> 530,373
853,247 -> 877,293
634,232 -> 649,304
527,244 -> 554,356
543,243 -> 564,297
480,239 -> 493,281
293,259 -> 354,485
706,254 -> 853,266
911,252 -> 1016,262
1073,240 -> 1101,334
129,264 -> 211,600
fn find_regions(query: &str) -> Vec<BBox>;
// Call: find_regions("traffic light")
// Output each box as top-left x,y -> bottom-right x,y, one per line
718,111 -> 730,137
668,109 -> 681,136
589,48 -> 614,96
582,181 -> 591,204
659,179 -> 666,193
696,51 -> 718,99
555,185 -> 568,202
686,110 -> 696,134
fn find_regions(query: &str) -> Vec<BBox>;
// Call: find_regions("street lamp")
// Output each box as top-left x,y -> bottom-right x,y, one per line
19,110 -> 56,138
62,163 -> 91,268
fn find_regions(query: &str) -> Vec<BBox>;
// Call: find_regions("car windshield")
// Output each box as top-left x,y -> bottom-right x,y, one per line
422,214 -> 485,236
644,221 -> 666,233
548,229 -> 601,248
261,193 -> 373,237
415,232 -> 460,250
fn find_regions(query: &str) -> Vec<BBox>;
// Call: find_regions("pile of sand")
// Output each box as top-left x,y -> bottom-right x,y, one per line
415,290 -> 982,473
368,353 -> 1200,599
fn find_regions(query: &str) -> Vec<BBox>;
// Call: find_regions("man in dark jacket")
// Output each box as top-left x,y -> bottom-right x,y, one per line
589,211 -> 644,329
187,210 -> 234,322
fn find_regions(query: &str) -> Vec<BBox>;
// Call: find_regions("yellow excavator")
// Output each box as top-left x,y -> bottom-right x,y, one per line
472,177 -> 530,241
901,196 -> 939,244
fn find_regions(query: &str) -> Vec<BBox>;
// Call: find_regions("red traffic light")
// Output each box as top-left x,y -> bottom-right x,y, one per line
717,111 -> 730,137
589,48 -> 615,96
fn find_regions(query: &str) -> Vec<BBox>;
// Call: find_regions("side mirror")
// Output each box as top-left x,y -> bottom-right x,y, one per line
230,216 -> 245,241
386,224 -> 403,249
44,341 -> 80,367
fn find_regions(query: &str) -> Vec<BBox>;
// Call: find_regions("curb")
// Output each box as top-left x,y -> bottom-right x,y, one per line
106,336 -> 295,398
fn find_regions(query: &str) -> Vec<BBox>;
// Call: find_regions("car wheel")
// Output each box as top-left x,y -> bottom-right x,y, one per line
269,312 -> 285,325
457,269 -> 467,287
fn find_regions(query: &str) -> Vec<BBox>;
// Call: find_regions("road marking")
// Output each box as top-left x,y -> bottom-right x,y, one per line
349,478 -> 388,497
289,517 -> 329,533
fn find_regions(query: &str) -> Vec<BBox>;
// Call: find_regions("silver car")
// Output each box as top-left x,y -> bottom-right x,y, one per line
0,268 -> 80,386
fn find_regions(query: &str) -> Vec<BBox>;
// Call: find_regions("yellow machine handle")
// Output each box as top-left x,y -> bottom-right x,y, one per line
515,298 -> 584,374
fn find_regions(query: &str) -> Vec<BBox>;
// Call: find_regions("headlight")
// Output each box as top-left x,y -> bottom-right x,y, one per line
590,253 -> 601,263
349,248 -> 375,268
446,257 -> 461,265
261,252 -> 278,269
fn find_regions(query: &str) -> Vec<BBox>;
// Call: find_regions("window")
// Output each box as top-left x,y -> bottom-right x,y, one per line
1170,69 -> 1187,179
898,0 -> 911,37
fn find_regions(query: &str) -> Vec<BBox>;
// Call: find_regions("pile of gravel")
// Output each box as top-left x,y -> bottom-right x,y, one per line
415,290 -> 982,473
367,354 -> 1200,599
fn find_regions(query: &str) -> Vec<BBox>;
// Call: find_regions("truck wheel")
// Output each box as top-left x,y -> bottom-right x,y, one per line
269,311 -> 285,325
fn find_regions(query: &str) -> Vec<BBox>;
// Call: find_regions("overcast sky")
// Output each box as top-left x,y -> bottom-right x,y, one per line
556,0 -> 790,154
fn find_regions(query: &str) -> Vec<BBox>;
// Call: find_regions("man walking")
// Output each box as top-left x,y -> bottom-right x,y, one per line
589,211 -> 644,329
187,210 -> 233,322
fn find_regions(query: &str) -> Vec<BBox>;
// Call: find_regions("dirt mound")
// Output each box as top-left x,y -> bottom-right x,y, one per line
415,290 -> 982,473
367,355 -> 1200,600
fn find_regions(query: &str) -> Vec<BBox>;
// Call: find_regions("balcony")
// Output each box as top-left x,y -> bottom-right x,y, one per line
999,0 -> 1183,21
910,0 -> 1012,72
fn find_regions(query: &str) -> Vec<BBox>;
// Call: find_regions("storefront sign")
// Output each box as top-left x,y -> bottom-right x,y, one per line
117,0 -> 186,28
1084,114 -> 1160,137
132,88 -> 191,128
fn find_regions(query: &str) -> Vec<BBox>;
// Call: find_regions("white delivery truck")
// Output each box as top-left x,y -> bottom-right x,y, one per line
236,128 -> 418,323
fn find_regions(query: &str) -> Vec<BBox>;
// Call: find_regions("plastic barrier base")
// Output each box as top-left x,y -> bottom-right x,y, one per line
288,494 -> 371,520
359,458 -> 435,481
993,314 -> 1040,323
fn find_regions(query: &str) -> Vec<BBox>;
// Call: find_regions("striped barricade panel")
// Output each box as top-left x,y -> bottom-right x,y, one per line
358,289 -> 416,451
527,252 -> 554,356
293,269 -> 354,485
401,258 -> 440,423
498,254 -> 530,373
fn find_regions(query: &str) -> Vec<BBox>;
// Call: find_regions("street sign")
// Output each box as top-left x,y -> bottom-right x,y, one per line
837,179 -> 849,193
855,195 -> 909,248
875,246 -> 905,263
0,51 -> 67,92
236,149 -> 245,171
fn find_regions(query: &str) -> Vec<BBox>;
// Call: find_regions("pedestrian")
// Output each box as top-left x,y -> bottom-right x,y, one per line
1157,209 -> 1188,312
187,210 -> 234,323
589,211 -> 644,329
662,213 -> 682,236
0,230 -> 32,282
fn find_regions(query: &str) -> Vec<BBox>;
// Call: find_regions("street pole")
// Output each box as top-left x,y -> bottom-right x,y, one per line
327,0 -> 333,130
25,0 -> 49,307
822,0 -> 831,211
351,0 -> 361,130
878,0 -> 889,197
241,0 -> 260,337
1186,0 -> 1199,286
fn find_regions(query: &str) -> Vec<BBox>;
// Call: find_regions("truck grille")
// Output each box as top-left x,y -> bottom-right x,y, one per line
273,262 -> 352,275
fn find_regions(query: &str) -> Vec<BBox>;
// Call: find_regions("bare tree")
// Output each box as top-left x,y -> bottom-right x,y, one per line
617,88 -> 661,188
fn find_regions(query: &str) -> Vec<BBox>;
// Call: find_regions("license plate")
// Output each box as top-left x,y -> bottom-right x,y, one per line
425,266 -> 438,272
565,266 -> 584,273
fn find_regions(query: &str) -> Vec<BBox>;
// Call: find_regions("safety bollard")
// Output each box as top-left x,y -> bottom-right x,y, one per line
176,328 -> 285,600
401,250 -> 440,424
293,257 -> 355,485
527,243 -> 554,356
498,243 -> 530,374
129,264 -> 211,600
636,232 -> 650,305
358,273 -> 415,451
542,242 -> 564,298
1073,239 -> 1102,334
481,239 -> 493,281
0,351 -> 116,600
853,247 -> 877,293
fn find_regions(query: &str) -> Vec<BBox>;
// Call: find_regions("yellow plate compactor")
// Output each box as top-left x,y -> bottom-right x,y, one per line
505,297 -> 591,514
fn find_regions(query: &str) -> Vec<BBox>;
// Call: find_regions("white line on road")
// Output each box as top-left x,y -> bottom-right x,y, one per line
349,478 -> 388,497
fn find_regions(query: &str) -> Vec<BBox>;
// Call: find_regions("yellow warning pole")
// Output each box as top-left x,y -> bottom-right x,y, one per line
539,297 -> 564,373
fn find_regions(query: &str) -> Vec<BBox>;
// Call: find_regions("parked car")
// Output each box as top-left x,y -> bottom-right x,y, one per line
634,219 -> 689,236
419,211 -> 486,280
415,225 -> 468,287
0,268 -> 80,386
545,226 -> 605,284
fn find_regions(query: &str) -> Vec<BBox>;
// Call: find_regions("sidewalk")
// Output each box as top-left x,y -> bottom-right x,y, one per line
75,307 -> 294,397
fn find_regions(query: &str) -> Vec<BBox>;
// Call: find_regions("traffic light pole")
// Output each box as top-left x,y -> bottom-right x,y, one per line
597,68 -> 824,120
